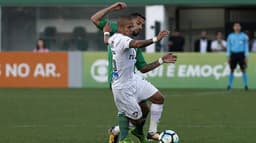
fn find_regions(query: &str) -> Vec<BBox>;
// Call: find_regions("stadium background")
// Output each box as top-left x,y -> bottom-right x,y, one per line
0,1 -> 255,143
0,0 -> 255,88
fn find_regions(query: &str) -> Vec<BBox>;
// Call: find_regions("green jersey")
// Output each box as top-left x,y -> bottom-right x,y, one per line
97,19 -> 147,85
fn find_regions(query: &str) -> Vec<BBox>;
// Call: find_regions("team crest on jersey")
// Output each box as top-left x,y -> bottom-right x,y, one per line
112,71 -> 119,81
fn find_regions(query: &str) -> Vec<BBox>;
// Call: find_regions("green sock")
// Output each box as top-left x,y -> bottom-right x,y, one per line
118,113 -> 129,141
134,118 -> 145,135
134,110 -> 148,135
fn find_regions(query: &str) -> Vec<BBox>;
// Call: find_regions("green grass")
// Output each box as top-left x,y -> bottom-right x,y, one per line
0,88 -> 255,143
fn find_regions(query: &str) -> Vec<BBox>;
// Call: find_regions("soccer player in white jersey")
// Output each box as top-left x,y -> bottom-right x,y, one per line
91,2 -> 176,143
104,15 -> 175,143
91,3 -> 177,143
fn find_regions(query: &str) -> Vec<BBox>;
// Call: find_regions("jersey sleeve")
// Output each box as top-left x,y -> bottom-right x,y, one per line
120,35 -> 133,50
97,19 -> 118,34
135,49 -> 147,70
97,18 -> 107,30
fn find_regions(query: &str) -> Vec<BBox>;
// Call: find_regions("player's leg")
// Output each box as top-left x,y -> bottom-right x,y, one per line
129,112 -> 148,143
112,88 -> 139,143
238,53 -> 248,90
109,101 -> 149,143
134,76 -> 162,141
125,102 -> 147,143
228,54 -> 237,90
118,113 -> 131,142
132,101 -> 149,135
148,91 -> 164,140
139,101 -> 150,120
108,126 -> 119,143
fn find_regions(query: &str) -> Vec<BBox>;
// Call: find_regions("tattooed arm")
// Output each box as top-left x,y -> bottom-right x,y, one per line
130,30 -> 169,48
139,60 -> 161,73
139,53 -> 177,73
90,2 -> 127,26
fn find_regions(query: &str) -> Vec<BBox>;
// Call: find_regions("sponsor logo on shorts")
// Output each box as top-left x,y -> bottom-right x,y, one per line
132,112 -> 138,118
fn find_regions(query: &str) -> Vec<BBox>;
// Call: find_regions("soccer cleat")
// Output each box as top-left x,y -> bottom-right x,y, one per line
108,126 -> 119,143
119,137 -> 134,143
130,129 -> 148,143
147,132 -> 160,141
245,86 -> 249,91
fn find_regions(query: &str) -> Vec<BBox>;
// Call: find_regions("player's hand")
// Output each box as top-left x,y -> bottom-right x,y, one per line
103,23 -> 111,33
110,2 -> 127,11
162,53 -> 177,63
157,30 -> 169,41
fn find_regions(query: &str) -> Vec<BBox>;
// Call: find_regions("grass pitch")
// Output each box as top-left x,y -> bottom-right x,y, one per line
0,88 -> 255,143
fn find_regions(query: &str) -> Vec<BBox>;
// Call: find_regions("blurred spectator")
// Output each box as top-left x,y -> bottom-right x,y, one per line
72,26 -> 88,51
251,31 -> 256,52
211,32 -> 226,52
194,30 -> 211,53
44,26 -> 57,49
33,39 -> 49,53
168,30 -> 185,52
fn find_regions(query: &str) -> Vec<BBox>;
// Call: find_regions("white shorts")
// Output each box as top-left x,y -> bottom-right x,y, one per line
112,75 -> 158,120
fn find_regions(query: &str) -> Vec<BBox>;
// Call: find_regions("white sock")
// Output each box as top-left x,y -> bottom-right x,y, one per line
112,122 -> 134,136
149,103 -> 163,133
112,125 -> 120,135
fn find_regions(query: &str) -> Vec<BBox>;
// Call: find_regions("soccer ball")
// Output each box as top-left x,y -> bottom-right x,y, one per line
159,130 -> 179,143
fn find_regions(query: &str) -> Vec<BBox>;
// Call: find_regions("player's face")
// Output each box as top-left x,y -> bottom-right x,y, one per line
123,21 -> 133,36
131,16 -> 145,36
233,23 -> 241,33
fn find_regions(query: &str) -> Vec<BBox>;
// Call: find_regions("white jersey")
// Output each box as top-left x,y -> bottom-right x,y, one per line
108,33 -> 136,88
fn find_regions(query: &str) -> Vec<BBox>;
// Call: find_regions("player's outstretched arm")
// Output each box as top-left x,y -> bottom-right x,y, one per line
90,2 -> 127,26
130,30 -> 169,48
139,53 -> 177,73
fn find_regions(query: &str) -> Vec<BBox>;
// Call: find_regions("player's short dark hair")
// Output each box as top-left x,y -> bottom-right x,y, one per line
129,12 -> 145,20
233,21 -> 241,26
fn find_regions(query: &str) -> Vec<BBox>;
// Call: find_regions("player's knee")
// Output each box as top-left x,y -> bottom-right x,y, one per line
150,92 -> 164,104
159,95 -> 165,104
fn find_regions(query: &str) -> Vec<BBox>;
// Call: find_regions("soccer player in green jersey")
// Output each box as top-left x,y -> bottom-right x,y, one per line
91,2 -> 177,143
